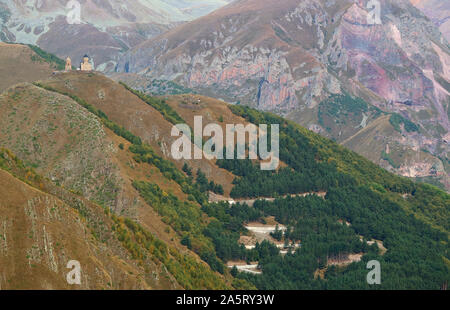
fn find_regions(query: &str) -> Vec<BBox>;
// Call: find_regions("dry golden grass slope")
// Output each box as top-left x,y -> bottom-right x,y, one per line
40,72 -> 237,195
0,46 -> 252,289
0,43 -> 54,92
0,82 -> 192,250
0,150 -> 181,289
0,73 -> 233,289
0,112 -> 230,289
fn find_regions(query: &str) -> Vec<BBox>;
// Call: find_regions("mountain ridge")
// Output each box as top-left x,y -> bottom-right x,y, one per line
0,0 -> 233,72
0,43 -> 448,290
116,0 -> 450,190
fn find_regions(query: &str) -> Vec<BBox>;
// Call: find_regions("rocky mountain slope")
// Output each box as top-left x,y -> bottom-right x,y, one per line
0,44 -> 448,289
0,43 -> 239,290
0,147 -> 221,289
0,0 -> 232,72
410,0 -> 450,42
0,159 -> 152,290
0,85 -> 233,290
116,0 -> 449,190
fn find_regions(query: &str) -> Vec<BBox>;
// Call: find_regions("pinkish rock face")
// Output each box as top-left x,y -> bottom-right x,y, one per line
116,0 -> 449,189
410,0 -> 450,42
339,5 -> 435,109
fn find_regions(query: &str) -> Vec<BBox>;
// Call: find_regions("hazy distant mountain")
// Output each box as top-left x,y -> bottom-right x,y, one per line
0,0 -> 232,71
162,0 -> 235,20
116,0 -> 450,190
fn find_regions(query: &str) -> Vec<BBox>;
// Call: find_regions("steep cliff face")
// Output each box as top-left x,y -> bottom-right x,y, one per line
117,0 -> 449,189
117,0 -> 343,111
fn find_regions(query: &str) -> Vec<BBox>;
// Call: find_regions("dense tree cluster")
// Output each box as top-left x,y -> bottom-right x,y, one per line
390,113 -> 419,133
218,158 -> 354,198
222,105 -> 449,289
195,169 -> 224,195
228,104 -> 417,194
28,44 -> 68,71
224,185 -> 448,289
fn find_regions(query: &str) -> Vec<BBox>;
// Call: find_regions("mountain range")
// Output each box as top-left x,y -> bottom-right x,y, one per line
0,0 -> 233,71
0,42 -> 448,290
115,0 -> 450,191
0,1 -> 449,290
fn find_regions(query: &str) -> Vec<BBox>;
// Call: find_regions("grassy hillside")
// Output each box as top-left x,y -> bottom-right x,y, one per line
27,44 -> 68,71
28,72 -> 448,289
0,147 -> 226,289
0,43 -> 55,92
0,45 -> 448,289
0,83 -> 234,289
